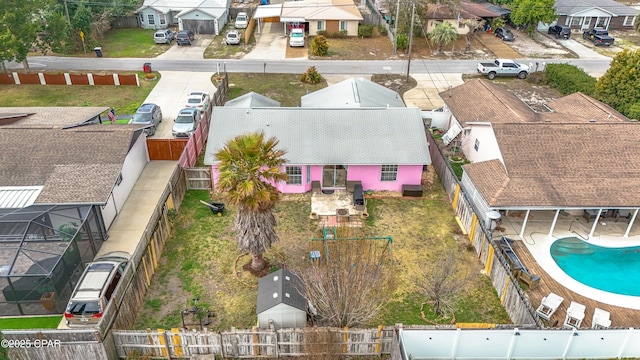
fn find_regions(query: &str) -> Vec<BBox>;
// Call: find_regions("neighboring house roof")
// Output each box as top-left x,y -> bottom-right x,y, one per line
301,78 -> 405,108
0,125 -> 141,205
464,123 -> 640,207
225,92 -> 281,107
280,0 -> 363,22
459,1 -> 501,18
426,3 -> 483,20
554,0 -> 637,16
204,107 -> 431,165
0,107 -> 109,128
255,4 -> 283,19
136,0 -> 227,14
257,268 -> 306,313
482,3 -> 512,15
440,79 -> 627,124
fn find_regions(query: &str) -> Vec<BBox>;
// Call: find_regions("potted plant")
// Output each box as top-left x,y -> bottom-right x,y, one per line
40,284 -> 56,311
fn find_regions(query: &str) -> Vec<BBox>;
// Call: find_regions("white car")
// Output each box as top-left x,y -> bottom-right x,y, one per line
185,91 -> 211,113
235,12 -> 248,29
289,29 -> 305,47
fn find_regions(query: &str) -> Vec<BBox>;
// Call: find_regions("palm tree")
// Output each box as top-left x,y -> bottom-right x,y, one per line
215,131 -> 288,274
462,19 -> 482,52
429,22 -> 458,54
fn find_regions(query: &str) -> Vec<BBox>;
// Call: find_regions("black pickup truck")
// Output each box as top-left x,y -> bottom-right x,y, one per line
582,28 -> 615,46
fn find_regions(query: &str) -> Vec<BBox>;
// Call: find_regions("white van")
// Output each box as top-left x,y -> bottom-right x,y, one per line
289,28 -> 305,47
235,12 -> 248,29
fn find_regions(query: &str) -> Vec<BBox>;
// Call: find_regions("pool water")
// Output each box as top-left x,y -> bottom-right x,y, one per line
550,237 -> 640,296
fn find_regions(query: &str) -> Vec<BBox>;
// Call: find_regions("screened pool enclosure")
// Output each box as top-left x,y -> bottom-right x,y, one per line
0,204 -> 107,315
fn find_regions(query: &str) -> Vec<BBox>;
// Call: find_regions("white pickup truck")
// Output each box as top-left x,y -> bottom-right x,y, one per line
477,59 -> 530,80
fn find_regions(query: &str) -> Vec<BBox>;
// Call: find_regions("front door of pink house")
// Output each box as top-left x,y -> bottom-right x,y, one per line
322,165 -> 347,189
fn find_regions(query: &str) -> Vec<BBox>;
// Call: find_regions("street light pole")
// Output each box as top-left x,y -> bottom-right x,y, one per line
406,2 -> 415,82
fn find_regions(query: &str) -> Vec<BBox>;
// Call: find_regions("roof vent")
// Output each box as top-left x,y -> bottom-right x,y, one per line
544,119 -> 551,122
285,276 -> 290,281
589,119 -> 596,122
272,292 -> 278,298
273,276 -> 278,281
285,293 -> 290,298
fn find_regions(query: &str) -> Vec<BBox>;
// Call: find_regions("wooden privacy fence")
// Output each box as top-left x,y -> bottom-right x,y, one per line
113,326 -> 395,358
184,167 -> 212,190
425,130 -> 542,328
0,72 -> 139,86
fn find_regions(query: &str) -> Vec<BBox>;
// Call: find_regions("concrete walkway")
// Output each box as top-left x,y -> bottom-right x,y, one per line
244,22 -> 287,60
404,73 -> 465,110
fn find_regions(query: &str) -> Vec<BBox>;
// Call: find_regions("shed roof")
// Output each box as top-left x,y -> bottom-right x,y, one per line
301,78 -> 405,108
137,0 -> 227,14
554,0 -> 637,16
204,107 -> 431,165
281,0 -> 363,21
225,92 -> 281,107
257,269 -> 306,313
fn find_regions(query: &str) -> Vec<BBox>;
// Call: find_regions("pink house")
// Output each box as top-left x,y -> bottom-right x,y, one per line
204,80 -> 431,193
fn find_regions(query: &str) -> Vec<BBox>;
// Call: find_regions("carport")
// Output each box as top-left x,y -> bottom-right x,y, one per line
254,4 -> 284,34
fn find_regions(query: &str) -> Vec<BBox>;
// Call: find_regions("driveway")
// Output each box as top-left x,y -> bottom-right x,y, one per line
143,71 -> 217,138
551,37 -> 611,60
155,35 -> 214,60
244,22 -> 287,60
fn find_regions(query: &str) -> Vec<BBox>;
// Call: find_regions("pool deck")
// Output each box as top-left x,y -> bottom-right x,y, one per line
499,210 -> 640,328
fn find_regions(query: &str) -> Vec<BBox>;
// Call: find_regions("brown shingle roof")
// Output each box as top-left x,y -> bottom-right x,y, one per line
0,107 -> 109,128
547,92 -> 628,123
469,123 -> 640,207
459,1 -> 500,17
0,126 -> 139,204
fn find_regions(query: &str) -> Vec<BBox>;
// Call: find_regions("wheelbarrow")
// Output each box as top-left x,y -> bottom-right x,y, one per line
199,200 -> 225,216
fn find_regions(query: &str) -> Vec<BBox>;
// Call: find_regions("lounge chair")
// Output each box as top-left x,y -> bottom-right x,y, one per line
592,308 -> 611,329
536,292 -> 564,321
564,301 -> 586,329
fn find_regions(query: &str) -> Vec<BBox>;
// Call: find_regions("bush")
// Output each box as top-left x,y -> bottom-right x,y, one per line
300,66 -> 323,84
397,33 -> 408,51
310,35 -> 329,56
545,63 -> 596,96
320,30 -> 348,38
377,25 -> 388,36
358,24 -> 374,37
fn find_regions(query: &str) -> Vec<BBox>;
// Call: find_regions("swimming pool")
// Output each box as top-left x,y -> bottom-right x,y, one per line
550,237 -> 640,296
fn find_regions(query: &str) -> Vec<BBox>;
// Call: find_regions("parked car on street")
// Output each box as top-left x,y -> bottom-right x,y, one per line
153,29 -> 174,44
129,103 -> 162,136
176,30 -> 195,45
548,25 -> 571,39
172,108 -> 201,138
289,28 -> 305,47
477,58 -> 530,80
185,91 -> 211,114
494,27 -> 515,41
583,28 -> 615,46
226,30 -> 240,45
235,12 -> 248,29
64,252 -> 130,326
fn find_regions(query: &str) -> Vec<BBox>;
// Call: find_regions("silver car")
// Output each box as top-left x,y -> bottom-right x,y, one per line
226,30 -> 240,45
172,108 -> 201,138
129,103 -> 162,136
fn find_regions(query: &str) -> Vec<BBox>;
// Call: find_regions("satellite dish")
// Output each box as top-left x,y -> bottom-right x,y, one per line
486,211 -> 501,220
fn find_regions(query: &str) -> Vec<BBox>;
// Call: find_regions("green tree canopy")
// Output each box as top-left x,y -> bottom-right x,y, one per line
509,0 -> 556,34
215,132 -> 288,273
0,0 -> 43,68
595,49 -> 640,120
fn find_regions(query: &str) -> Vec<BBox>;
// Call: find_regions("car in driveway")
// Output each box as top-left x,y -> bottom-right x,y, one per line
153,29 -> 174,44
289,28 -> 305,47
176,30 -> 195,45
494,27 -> 515,41
172,108 -> 201,138
185,91 -> 210,114
548,25 -> 571,39
226,30 -> 240,45
235,12 -> 248,29
129,103 -> 162,136
64,251 -> 130,327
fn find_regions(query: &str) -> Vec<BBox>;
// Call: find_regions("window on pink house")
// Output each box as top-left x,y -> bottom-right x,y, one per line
286,166 -> 302,185
380,165 -> 398,181
306,166 -> 311,184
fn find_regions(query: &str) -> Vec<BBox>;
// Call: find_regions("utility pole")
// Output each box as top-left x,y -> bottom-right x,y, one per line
406,2 -> 415,82
64,0 -> 71,24
392,0 -> 401,54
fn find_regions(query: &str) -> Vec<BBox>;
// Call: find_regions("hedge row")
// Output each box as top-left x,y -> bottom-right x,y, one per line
544,63 -> 596,96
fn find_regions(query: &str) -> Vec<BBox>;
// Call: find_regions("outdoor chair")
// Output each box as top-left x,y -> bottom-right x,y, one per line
536,292 -> 564,321
592,308 -> 611,329
564,301 -> 586,329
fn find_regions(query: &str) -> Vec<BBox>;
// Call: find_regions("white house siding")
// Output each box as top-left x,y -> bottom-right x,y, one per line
257,303 -> 307,329
308,20 -> 360,35
567,8 -> 613,29
179,9 -> 226,34
107,134 -> 149,229
139,8 -> 173,30
461,172 -> 491,227
461,124 -> 505,166
426,19 -> 469,35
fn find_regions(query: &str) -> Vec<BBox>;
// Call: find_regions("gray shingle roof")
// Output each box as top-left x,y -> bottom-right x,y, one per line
0,107 -> 109,128
225,92 -> 281,108
257,269 -> 306,313
0,126 -> 140,205
204,107 -> 431,165
554,0 -> 637,16
301,78 -> 405,108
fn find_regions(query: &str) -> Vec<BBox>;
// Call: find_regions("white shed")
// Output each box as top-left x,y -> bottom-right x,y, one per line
256,269 -> 307,329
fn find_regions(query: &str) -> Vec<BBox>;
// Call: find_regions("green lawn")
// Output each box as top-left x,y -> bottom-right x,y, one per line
0,72 -> 159,116
226,73 -> 327,107
62,28 -> 170,58
0,316 -> 61,330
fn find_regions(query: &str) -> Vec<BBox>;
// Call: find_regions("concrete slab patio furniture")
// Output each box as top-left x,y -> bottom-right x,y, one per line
592,308 -> 612,329
564,301 -> 586,329
536,292 -> 564,321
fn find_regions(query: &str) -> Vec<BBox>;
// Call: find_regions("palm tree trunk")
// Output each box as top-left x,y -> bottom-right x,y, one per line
251,253 -> 266,271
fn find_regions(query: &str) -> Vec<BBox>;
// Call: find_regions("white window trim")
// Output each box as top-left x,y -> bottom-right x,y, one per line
380,165 -> 398,182
623,16 -> 636,26
317,21 -> 325,31
159,13 -> 166,25
286,166 -> 302,185
340,21 -> 348,31
148,14 -> 155,25
306,166 -> 311,184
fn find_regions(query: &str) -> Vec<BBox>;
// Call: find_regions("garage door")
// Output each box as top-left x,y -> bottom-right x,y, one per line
183,19 -> 215,34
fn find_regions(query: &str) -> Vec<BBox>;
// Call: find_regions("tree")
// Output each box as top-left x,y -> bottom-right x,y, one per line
595,49 -> 640,120
311,35 -> 328,56
508,0 -> 556,35
415,247 -> 475,317
428,22 -> 458,54
0,0 -> 44,71
462,18 -> 482,52
215,132 -> 288,274
294,230 -> 394,328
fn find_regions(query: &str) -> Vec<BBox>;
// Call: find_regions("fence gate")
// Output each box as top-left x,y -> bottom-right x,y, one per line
185,167 -> 212,190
